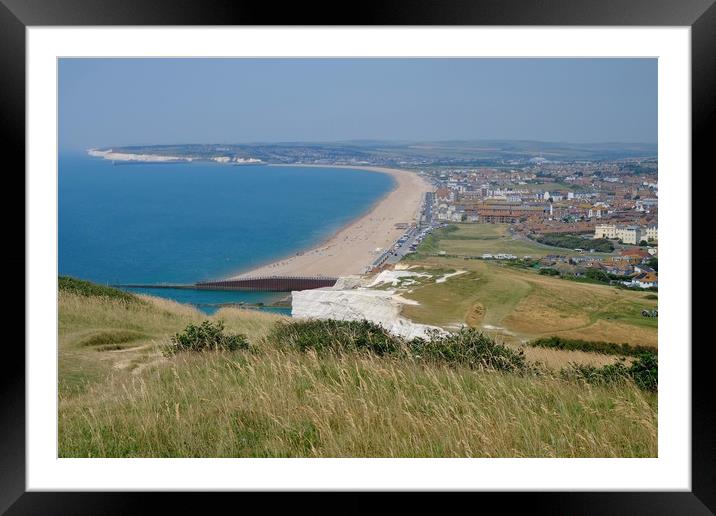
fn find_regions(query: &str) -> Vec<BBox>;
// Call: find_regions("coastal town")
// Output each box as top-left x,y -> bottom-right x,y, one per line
56,57 -> 664,461
89,143 -> 658,291
405,156 -> 658,289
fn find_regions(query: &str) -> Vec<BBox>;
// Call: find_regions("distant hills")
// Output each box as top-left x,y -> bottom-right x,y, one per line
97,140 -> 658,167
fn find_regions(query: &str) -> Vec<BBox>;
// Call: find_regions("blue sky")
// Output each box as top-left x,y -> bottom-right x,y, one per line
59,58 -> 657,150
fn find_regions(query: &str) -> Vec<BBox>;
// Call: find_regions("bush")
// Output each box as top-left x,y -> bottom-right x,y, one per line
561,360 -> 631,386
167,320 -> 248,355
629,353 -> 658,392
268,321 -> 526,373
410,328 -> 526,373
539,268 -> 560,276
267,319 -> 403,356
584,268 -> 611,284
59,276 -> 139,304
561,352 -> 657,391
529,336 -> 656,357
533,234 -> 614,252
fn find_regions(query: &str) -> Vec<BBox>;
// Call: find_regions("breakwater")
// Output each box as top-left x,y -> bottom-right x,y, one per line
196,276 -> 338,292
118,276 -> 337,293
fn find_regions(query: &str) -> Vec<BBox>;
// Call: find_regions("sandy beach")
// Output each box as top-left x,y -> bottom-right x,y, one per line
231,164 -> 433,279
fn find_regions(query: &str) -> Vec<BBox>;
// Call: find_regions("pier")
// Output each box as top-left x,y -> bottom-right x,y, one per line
117,275 -> 338,293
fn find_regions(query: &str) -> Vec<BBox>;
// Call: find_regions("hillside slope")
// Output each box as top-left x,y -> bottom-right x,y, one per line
58,279 -> 657,458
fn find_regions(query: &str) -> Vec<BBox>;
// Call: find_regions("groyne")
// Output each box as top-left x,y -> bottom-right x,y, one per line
117,276 -> 337,293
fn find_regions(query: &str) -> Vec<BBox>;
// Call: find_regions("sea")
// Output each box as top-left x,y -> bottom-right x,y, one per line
59,152 -> 395,314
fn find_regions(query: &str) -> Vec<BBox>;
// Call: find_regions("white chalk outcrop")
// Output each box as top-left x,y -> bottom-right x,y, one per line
291,287 -> 444,340
435,270 -> 467,283
87,149 -> 262,164
366,269 -> 431,287
88,148 -> 194,162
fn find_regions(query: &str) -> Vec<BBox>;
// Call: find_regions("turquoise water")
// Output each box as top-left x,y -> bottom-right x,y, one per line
122,287 -> 292,316
59,153 -> 394,313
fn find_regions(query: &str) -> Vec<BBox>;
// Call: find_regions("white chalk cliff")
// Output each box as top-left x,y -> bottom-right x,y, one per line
291,287 -> 443,340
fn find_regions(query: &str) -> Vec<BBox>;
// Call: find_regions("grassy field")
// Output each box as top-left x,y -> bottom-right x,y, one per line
58,283 -> 656,458
409,223 -> 599,259
517,181 -> 589,193
399,224 -> 656,363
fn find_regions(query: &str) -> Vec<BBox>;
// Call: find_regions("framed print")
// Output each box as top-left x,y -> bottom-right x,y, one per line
5,0 -> 712,512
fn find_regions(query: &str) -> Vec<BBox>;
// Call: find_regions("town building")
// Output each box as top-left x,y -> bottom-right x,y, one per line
594,224 -> 617,239
593,224 -> 644,245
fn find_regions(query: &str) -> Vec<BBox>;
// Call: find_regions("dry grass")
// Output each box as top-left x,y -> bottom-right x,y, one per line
549,320 -> 658,348
522,346 -> 630,370
400,257 -> 657,350
59,347 -> 656,458
58,290 -> 657,458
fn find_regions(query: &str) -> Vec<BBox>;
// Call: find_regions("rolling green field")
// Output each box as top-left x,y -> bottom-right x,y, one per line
58,282 -> 656,458
517,181 -> 589,192
409,223 -> 602,259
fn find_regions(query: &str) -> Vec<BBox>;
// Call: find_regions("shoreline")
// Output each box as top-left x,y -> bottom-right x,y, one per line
85,148 -> 433,280
229,164 -> 433,279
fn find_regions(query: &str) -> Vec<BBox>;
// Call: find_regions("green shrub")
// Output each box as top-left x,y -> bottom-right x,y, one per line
561,360 -> 630,386
528,336 -> 656,357
270,321 -> 526,373
532,234 -> 614,252
584,268 -> 611,283
561,352 -> 657,391
506,259 -> 540,269
644,294 -> 658,300
629,353 -> 658,392
167,320 -> 248,355
539,268 -> 560,276
410,328 -> 527,373
268,319 -> 403,356
59,276 -> 139,304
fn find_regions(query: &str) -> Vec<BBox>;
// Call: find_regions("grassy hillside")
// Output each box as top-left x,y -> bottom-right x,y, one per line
58,279 -> 656,458
400,224 -> 656,361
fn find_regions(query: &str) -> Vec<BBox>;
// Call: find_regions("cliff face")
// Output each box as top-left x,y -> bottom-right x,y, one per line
291,288 -> 442,340
88,148 -> 193,162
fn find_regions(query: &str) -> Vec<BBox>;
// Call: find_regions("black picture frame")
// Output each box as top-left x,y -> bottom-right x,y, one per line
4,0 -> 710,513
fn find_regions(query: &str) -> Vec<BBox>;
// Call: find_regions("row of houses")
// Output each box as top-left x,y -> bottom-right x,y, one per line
538,248 -> 658,288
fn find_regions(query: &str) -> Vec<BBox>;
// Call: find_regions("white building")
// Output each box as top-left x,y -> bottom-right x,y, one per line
616,225 -> 643,245
594,224 -> 617,239
645,225 -> 658,242
594,224 -> 644,244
